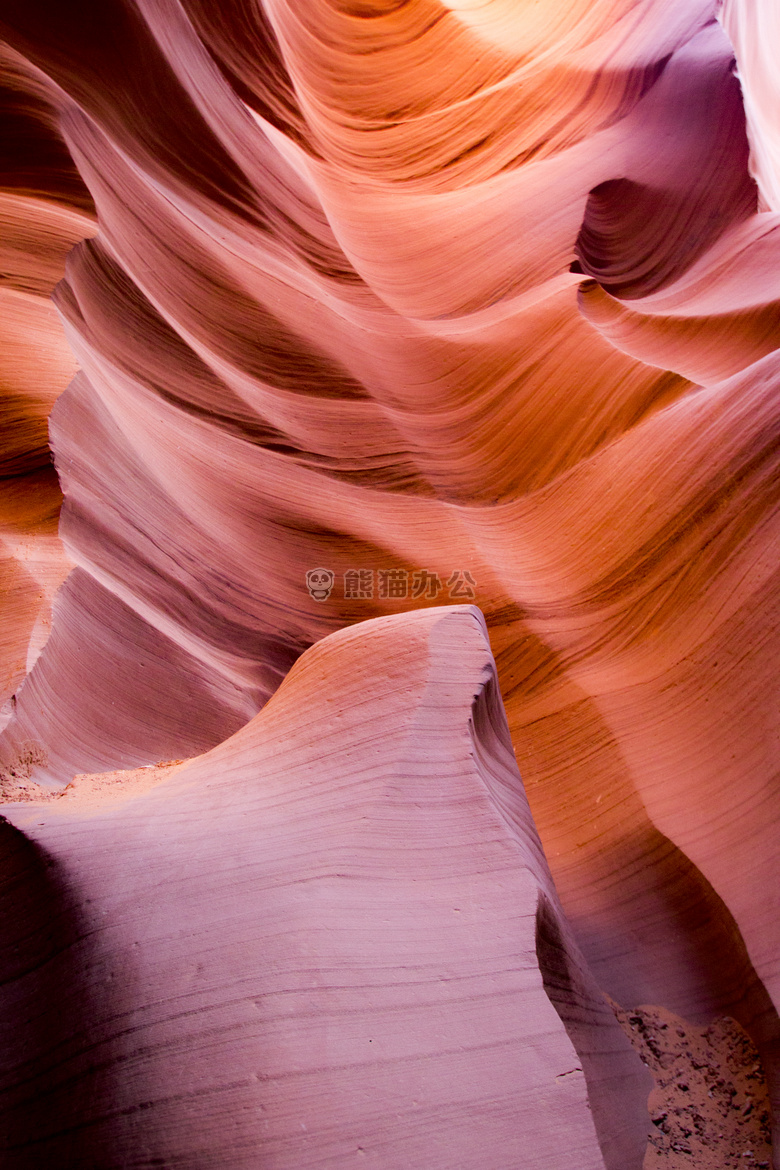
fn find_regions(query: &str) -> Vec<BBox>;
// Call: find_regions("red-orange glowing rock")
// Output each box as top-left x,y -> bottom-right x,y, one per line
1,0 -> 780,1163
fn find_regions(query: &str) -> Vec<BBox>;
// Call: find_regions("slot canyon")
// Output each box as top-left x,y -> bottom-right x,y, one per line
1,0 -> 779,1165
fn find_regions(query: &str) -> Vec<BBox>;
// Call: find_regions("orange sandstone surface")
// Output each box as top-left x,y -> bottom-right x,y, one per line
1,0 -> 779,1165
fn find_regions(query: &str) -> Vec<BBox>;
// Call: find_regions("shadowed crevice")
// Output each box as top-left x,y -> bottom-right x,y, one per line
0,817 -> 103,1168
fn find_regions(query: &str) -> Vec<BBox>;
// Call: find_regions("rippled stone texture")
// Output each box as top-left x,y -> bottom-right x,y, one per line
1,0 -> 780,1164
0,608 -> 651,1168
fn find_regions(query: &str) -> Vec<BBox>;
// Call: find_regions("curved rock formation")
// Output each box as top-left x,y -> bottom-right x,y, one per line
0,607 -> 651,1168
0,41 -> 94,733
1,0 -> 780,1163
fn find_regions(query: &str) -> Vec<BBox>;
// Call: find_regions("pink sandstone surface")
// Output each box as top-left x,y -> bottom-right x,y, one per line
0,0 -> 779,1165
0,606 -> 651,1167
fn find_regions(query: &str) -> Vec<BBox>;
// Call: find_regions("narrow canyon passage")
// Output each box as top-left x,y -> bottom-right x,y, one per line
1,0 -> 779,1165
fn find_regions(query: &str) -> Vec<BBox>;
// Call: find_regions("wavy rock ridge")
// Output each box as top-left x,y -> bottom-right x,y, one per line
1,0 -> 780,1164
0,607 -> 650,1168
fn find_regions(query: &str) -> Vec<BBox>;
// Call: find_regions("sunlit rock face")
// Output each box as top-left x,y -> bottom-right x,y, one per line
1,0 -> 780,1163
0,43 -> 95,732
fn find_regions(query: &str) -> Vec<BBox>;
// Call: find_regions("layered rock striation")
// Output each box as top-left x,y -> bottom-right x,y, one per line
1,607 -> 651,1168
1,0 -> 780,1164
